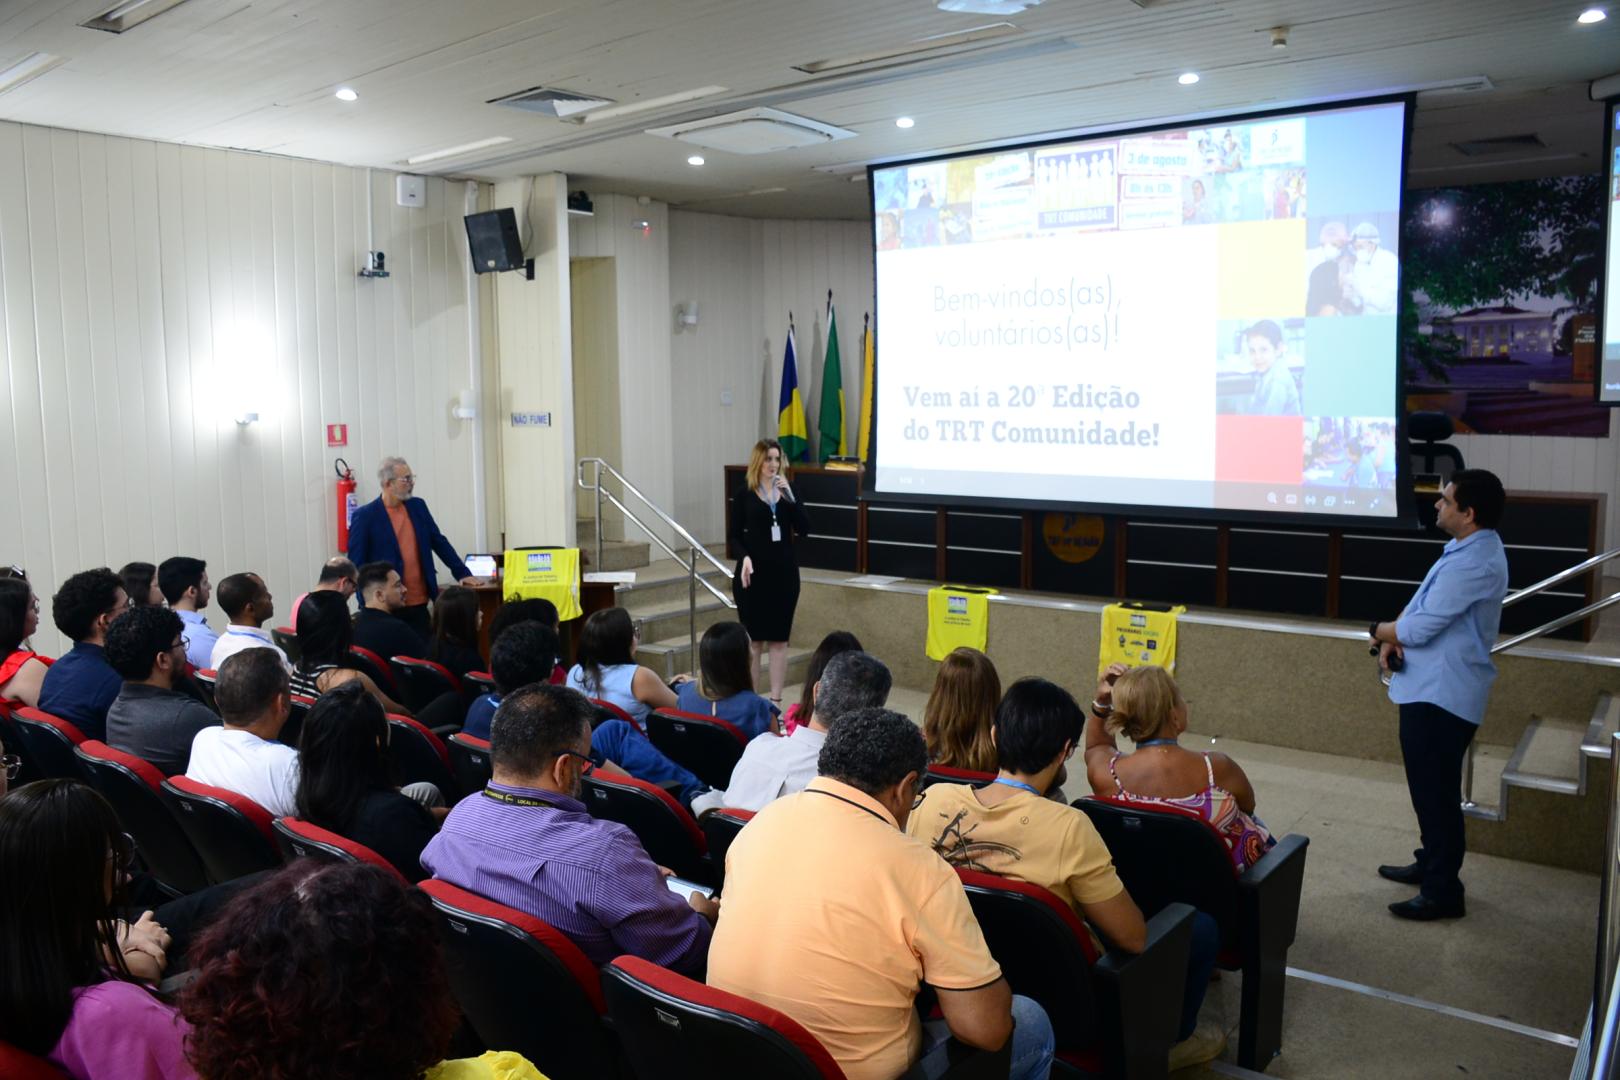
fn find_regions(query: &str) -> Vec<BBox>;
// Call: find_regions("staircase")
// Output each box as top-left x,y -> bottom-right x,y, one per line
1463,691 -> 1617,873
579,518 -> 817,687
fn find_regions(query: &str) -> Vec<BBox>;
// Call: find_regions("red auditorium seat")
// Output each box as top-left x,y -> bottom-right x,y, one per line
270,626 -> 299,663
11,708 -> 88,781
647,707 -> 748,790
73,741 -> 210,898
389,655 -> 464,712
462,670 -> 497,698
161,776 -> 281,883
271,817 -> 405,881
0,1039 -> 69,1079
604,956 -> 1013,1080
1076,796 -> 1310,1071
589,697 -> 639,730
580,772 -> 712,886
420,879 -> 618,1080
956,868 -> 1194,1079
387,714 -> 458,799
922,763 -> 998,790
347,645 -> 401,694
698,806 -> 754,893
447,731 -> 493,794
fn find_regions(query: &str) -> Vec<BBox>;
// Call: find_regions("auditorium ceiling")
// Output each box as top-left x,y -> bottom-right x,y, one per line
0,0 -> 1612,218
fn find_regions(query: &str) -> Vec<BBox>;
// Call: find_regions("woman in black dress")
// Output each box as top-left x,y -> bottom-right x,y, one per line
730,438 -> 811,705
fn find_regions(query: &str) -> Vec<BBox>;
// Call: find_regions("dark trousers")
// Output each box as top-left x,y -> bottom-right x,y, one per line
1180,912 -> 1221,1040
1398,701 -> 1477,903
398,603 -> 432,639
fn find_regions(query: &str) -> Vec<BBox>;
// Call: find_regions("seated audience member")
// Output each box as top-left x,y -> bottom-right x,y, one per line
924,646 -> 1001,775
119,561 -> 165,607
39,568 -> 130,740
354,560 -> 429,660
159,556 -> 217,671
0,779 -> 194,1079
692,649 -> 891,816
566,606 -> 682,724
422,683 -> 717,975
289,556 -> 358,631
181,859 -> 545,1080
428,584 -> 485,683
0,575 -> 52,707
911,677 -> 1227,1069
1085,663 -> 1274,871
208,572 -> 288,671
104,606 -> 220,776
781,630 -> 862,735
675,621 -> 776,738
463,620 -> 563,741
290,591 -> 412,715
567,607 -> 707,805
709,707 -> 1054,1080
487,597 -> 564,683
186,649 -> 299,817
296,682 -> 443,880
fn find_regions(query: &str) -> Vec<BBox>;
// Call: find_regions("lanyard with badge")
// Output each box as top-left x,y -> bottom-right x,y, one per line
765,488 -> 782,543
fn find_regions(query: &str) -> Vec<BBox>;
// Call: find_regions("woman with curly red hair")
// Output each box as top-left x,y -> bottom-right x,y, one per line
180,859 -> 543,1079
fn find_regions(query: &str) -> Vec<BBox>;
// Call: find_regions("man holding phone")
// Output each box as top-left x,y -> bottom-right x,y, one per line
1367,470 -> 1509,921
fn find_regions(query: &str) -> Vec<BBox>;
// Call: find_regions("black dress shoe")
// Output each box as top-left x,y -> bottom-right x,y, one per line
1377,862 -> 1423,884
1389,895 -> 1465,921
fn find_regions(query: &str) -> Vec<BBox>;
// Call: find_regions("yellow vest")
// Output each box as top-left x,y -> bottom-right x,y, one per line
1098,602 -> 1185,675
926,585 -> 996,661
502,548 -> 583,621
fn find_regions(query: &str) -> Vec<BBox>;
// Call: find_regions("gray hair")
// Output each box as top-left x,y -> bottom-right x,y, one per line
813,651 -> 892,728
377,456 -> 409,489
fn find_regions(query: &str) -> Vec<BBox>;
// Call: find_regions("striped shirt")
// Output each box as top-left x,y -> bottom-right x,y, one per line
420,781 -> 711,976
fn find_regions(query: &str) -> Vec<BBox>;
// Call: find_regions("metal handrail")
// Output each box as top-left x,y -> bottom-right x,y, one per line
576,458 -> 736,662
1503,547 -> 1620,608
1494,592 -> 1620,654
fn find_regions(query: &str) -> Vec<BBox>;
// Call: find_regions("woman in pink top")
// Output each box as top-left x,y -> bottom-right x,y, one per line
1083,663 -> 1274,871
0,779 -> 194,1080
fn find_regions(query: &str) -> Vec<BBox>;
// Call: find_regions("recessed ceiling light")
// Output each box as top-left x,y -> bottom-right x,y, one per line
937,0 -> 1041,12
1178,72 -> 1200,85
1577,7 -> 1607,23
687,154 -> 705,166
0,52 -> 66,96
334,87 -> 358,102
403,136 -> 513,166
896,116 -> 916,129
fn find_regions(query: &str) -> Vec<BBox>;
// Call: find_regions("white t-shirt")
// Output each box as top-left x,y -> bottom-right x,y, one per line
691,725 -> 826,817
210,625 -> 291,672
186,726 -> 300,818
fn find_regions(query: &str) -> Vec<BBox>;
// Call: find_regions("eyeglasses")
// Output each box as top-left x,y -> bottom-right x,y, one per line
559,749 -> 600,774
1,754 -> 20,781
2,565 -> 24,580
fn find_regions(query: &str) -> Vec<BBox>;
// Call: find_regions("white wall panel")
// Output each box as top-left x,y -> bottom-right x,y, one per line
0,120 -> 483,655
667,210 -> 874,543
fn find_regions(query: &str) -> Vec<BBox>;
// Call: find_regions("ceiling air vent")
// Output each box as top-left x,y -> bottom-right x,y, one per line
645,108 -> 856,154
488,86 -> 615,118
1450,133 -> 1546,157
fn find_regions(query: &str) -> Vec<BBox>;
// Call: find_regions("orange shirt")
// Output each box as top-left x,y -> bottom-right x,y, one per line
708,777 -> 1002,1080
386,501 -> 430,605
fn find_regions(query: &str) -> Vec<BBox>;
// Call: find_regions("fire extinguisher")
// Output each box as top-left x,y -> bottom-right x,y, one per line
334,458 -> 357,552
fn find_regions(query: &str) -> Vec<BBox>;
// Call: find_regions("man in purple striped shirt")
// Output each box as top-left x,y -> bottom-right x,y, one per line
421,683 -> 717,976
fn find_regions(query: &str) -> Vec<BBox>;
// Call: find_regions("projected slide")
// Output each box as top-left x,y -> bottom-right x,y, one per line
1601,101 -> 1620,403
871,99 -> 1408,519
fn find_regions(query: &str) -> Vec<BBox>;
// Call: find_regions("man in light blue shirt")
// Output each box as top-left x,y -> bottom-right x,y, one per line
159,556 -> 218,671
1369,470 -> 1508,922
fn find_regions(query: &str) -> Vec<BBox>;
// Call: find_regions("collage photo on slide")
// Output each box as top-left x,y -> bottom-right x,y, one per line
872,102 -> 1405,516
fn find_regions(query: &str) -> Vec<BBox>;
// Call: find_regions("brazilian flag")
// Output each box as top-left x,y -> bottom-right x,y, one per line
777,321 -> 809,461
818,296 -> 846,462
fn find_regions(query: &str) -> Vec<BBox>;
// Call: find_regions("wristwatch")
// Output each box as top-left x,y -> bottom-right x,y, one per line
1367,620 -> 1380,641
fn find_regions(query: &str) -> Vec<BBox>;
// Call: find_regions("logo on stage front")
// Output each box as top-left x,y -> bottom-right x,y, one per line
527,553 -> 552,573
948,596 -> 968,615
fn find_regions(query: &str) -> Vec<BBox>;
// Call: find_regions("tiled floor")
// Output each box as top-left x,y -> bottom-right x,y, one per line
860,685 -> 1597,1078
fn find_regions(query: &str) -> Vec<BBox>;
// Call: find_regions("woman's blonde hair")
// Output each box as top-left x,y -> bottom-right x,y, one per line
923,647 -> 1001,772
744,439 -> 784,493
1107,665 -> 1183,742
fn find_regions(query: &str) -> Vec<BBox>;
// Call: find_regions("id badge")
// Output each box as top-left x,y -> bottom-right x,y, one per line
770,523 -> 782,543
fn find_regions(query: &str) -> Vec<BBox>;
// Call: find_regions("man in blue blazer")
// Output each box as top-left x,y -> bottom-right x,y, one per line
348,456 -> 481,637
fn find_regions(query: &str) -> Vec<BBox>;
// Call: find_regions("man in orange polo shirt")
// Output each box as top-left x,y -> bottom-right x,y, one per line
708,707 -> 1054,1080
348,456 -> 480,638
